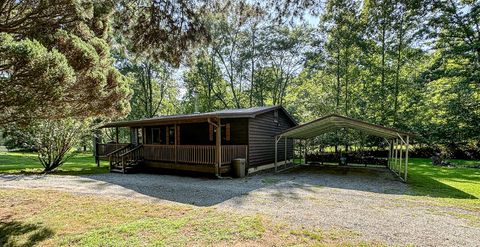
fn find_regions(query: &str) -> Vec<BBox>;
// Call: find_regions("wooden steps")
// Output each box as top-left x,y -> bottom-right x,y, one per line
107,145 -> 144,174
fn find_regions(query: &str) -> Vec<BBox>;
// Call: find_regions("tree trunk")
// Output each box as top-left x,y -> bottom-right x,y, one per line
336,45 -> 341,114
393,13 -> 404,127
380,18 -> 387,124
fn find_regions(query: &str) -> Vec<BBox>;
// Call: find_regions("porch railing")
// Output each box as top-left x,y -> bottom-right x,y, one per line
143,145 -> 175,162
97,143 -> 129,157
139,144 -> 247,165
221,145 -> 248,165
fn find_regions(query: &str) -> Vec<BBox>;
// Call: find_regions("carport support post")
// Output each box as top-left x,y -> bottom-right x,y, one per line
386,139 -> 391,170
405,135 -> 409,182
397,139 -> 400,173
392,139 -> 395,170
399,138 -> 403,177
284,136 -> 287,168
274,136 -> 278,172
303,139 -> 307,165
394,139 -> 398,174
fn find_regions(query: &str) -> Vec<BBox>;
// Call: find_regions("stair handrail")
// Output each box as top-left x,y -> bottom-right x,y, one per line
120,145 -> 144,172
119,144 -> 143,157
105,144 -> 131,157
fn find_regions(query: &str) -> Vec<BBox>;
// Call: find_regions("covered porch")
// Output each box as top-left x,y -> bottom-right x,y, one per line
95,116 -> 248,175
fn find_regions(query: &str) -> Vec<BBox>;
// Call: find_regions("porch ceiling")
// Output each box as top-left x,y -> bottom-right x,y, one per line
278,114 -> 412,139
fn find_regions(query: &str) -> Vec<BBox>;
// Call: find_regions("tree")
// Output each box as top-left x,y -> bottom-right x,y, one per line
412,0 -> 480,151
115,0 -> 212,66
1,125 -> 36,151
31,118 -> 90,172
0,1 -> 132,126
429,0 -> 480,87
183,51 -> 231,112
118,59 -> 179,119
256,26 -> 311,106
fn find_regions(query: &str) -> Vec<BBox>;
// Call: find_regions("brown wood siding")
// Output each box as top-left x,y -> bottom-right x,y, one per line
221,118 -> 248,145
248,110 -> 296,167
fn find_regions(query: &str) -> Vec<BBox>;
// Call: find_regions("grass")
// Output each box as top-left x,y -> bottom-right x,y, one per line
0,189 -> 372,246
407,158 -> 480,211
0,151 -> 109,175
0,152 -> 479,245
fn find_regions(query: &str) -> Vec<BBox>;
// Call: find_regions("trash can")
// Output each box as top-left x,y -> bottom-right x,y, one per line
232,158 -> 246,178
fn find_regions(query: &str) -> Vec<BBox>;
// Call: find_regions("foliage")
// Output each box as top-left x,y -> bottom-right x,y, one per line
114,0 -> 212,66
29,118 -> 91,172
1,0 -> 479,159
1,125 -> 36,151
182,6 -> 313,112
118,59 -> 179,119
0,1 -> 133,126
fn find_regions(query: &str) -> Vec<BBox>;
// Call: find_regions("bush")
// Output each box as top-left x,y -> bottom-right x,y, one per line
1,126 -> 37,151
31,118 -> 91,172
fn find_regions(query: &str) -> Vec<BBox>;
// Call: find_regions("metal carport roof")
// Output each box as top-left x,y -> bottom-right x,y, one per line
274,114 -> 412,182
277,114 -> 412,139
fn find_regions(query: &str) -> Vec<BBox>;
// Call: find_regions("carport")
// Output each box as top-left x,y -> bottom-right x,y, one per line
274,114 -> 412,182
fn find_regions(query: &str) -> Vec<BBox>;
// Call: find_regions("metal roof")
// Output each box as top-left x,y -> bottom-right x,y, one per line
278,114 -> 412,139
102,105 -> 297,128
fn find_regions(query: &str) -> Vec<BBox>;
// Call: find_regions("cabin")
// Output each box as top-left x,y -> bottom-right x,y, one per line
95,106 -> 297,176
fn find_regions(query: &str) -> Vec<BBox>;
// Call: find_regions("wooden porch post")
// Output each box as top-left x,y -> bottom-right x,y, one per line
174,123 -> 177,166
115,127 -> 119,143
142,127 -> 146,144
216,118 -> 221,177
94,135 -> 99,167
165,126 -> 169,144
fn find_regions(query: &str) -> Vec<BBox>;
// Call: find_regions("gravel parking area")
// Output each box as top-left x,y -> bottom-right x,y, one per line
1,165 -> 479,246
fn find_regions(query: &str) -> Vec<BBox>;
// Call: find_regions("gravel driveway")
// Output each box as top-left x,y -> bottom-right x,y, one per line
1,165 -> 479,246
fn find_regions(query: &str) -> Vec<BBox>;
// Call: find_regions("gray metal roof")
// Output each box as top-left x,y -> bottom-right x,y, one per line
102,105 -> 297,128
278,114 -> 412,139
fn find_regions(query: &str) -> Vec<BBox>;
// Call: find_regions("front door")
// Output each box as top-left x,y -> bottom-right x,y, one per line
131,127 -> 143,145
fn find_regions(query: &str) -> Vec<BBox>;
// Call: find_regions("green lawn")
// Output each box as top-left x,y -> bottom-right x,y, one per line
0,152 -> 479,245
0,189 -> 374,246
407,158 -> 480,210
0,151 -> 109,174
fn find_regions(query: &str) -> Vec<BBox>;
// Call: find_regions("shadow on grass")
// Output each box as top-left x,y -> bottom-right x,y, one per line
405,158 -> 480,199
0,221 -> 54,247
408,173 -> 477,199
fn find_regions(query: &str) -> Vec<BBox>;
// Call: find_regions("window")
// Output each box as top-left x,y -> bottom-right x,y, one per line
151,128 -> 161,144
168,126 -> 175,145
221,124 -> 231,142
210,123 -> 231,142
134,128 -> 143,144
274,110 -> 279,123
